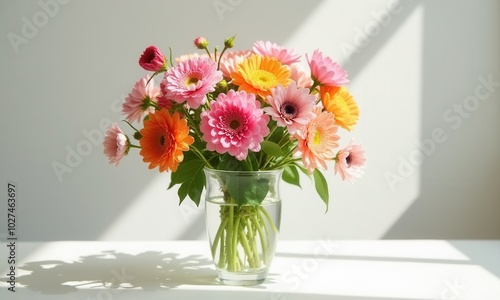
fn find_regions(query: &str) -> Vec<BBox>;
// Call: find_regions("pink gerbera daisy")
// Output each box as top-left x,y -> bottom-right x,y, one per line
306,49 -> 349,87
200,90 -> 270,161
334,139 -> 366,183
253,41 -> 301,65
122,75 -> 161,123
264,82 -> 316,134
219,50 -> 253,80
163,57 -> 222,109
293,107 -> 340,173
103,123 -> 129,166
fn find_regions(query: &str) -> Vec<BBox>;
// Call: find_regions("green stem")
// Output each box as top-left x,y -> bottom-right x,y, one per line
232,214 -> 241,270
217,47 -> 227,70
259,206 -> 278,234
122,120 -> 140,132
238,224 -> 256,268
226,206 -> 234,271
211,216 -> 229,257
204,47 -> 213,60
217,228 -> 226,269
246,218 -> 261,268
189,144 -> 214,169
252,214 -> 269,265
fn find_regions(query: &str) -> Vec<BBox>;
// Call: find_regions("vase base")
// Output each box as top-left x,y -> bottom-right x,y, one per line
217,269 -> 268,286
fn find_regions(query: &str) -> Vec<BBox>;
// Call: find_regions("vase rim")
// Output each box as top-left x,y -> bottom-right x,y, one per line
203,167 -> 283,175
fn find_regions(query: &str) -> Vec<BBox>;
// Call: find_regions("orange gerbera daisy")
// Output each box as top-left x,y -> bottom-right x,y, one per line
320,86 -> 359,131
139,109 -> 194,172
231,54 -> 291,99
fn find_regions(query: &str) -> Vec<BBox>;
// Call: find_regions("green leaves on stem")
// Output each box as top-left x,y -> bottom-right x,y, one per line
168,154 -> 205,206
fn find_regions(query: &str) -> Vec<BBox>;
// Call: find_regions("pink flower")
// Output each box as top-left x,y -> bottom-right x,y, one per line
122,75 -> 161,123
200,90 -> 270,161
219,50 -> 253,80
163,57 -> 223,109
194,36 -> 208,49
103,123 -> 129,165
253,41 -> 301,65
293,107 -> 339,173
139,46 -> 166,72
290,63 -> 313,88
264,82 -> 316,134
306,49 -> 349,86
334,140 -> 366,182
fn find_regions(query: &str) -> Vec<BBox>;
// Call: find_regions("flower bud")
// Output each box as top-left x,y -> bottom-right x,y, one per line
133,131 -> 142,140
194,37 -> 209,49
224,35 -> 236,49
139,46 -> 166,72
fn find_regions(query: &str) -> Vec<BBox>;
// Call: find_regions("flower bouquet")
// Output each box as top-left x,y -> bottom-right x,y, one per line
103,35 -> 366,284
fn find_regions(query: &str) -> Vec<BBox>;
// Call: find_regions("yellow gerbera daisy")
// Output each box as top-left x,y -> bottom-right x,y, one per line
320,86 -> 359,131
231,54 -> 291,99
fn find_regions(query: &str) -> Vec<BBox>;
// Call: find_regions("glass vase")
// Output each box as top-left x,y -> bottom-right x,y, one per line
203,168 -> 282,286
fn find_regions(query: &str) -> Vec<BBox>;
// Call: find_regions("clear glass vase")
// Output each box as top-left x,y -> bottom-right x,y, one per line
204,168 -> 282,286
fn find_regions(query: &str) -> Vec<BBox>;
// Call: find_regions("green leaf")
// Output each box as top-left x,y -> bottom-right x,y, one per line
313,169 -> 329,212
218,154 -> 249,171
169,158 -> 205,188
296,164 -> 311,178
247,152 -> 259,171
261,141 -> 285,157
227,176 -> 269,206
172,160 -> 206,206
282,165 -> 301,188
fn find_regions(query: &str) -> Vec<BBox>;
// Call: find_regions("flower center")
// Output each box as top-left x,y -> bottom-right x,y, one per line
249,70 -> 277,89
229,120 -> 240,129
346,154 -> 352,167
159,134 -> 171,149
313,130 -> 322,145
281,103 -> 298,120
186,76 -> 199,86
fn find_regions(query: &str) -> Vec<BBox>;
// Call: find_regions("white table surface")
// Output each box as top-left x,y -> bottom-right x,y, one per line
1,240 -> 499,299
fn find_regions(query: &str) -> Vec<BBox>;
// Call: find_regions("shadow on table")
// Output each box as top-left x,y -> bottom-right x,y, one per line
0,250 -> 216,295
448,240 -> 500,279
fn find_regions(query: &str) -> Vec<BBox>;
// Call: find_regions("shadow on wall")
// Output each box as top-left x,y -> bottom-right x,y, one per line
383,0 -> 500,238
1,0 -> 325,241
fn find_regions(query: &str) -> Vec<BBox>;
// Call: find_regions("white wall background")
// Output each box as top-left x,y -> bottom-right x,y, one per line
0,0 -> 499,241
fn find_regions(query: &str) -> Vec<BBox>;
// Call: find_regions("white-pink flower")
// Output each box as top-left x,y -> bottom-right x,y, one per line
219,50 -> 253,80
264,82 -> 316,134
290,63 -> 313,89
334,139 -> 366,183
103,123 -> 129,166
122,75 -> 161,123
200,90 -> 270,161
306,49 -> 349,86
253,41 -> 301,65
163,57 -> 222,109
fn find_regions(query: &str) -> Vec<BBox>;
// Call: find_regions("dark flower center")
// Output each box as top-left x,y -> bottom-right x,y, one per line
346,154 -> 352,167
229,120 -> 240,129
281,103 -> 298,120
